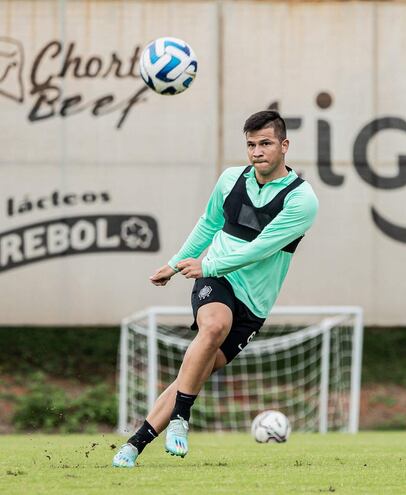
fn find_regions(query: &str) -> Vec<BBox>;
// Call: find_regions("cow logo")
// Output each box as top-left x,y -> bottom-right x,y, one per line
121,217 -> 154,249
0,37 -> 24,103
198,286 -> 212,300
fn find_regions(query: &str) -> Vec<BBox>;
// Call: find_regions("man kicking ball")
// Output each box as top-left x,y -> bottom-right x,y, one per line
113,110 -> 319,467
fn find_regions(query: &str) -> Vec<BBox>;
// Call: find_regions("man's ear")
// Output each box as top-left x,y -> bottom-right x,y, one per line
281,139 -> 289,154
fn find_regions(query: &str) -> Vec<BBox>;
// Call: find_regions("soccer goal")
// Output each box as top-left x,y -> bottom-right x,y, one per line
118,306 -> 363,435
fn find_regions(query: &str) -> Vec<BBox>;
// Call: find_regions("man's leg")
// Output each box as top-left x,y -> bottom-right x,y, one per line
112,346 -> 228,467
164,303 -> 232,456
147,345 -> 228,433
177,302 -> 232,394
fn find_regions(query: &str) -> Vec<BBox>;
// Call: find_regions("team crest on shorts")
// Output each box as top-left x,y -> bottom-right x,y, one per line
198,285 -> 212,300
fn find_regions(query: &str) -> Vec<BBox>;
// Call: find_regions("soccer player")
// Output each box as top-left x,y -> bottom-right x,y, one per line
113,110 -> 319,467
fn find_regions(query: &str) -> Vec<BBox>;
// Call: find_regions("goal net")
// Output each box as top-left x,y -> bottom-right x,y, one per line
118,306 -> 363,434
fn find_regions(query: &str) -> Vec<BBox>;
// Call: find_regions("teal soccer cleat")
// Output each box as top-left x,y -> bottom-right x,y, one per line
112,443 -> 138,468
165,416 -> 189,457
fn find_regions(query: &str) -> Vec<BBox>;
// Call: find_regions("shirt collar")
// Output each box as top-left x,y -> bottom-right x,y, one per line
244,166 -> 297,185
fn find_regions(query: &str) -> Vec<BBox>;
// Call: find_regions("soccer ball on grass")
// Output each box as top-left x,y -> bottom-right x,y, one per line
251,410 -> 291,443
139,37 -> 198,95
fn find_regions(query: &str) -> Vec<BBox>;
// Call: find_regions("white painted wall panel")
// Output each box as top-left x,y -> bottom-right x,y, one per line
0,1 -> 405,325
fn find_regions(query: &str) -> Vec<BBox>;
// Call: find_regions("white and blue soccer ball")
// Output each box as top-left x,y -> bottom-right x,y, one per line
251,410 -> 291,443
139,37 -> 198,95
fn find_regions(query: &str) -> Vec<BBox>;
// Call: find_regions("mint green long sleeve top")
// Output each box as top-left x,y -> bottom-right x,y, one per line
168,166 -> 319,318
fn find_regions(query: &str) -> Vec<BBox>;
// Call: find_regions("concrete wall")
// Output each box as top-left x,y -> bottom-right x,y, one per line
0,1 -> 405,325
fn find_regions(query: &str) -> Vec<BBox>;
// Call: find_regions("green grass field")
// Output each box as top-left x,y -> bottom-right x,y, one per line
1,432 -> 405,494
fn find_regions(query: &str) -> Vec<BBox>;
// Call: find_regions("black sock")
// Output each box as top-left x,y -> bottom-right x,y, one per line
127,420 -> 158,454
170,391 -> 198,422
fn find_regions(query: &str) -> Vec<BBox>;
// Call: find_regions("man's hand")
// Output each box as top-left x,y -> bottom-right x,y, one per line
176,258 -> 203,279
149,264 -> 177,286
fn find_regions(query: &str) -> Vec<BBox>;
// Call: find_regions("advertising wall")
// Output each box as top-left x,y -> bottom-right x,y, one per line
0,1 -> 405,325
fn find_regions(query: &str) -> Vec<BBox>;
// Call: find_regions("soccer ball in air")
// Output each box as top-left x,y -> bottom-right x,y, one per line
251,410 -> 291,443
139,37 -> 198,95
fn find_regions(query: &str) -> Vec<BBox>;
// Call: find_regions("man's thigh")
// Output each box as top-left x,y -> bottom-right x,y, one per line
191,277 -> 235,330
190,276 -> 265,363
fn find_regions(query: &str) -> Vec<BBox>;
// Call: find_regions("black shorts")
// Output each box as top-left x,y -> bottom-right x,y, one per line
191,277 -> 265,363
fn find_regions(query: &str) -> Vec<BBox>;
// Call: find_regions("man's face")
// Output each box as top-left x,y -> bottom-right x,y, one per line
246,127 -> 289,178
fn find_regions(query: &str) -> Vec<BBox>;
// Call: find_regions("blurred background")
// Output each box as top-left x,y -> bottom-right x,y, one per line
0,0 -> 405,434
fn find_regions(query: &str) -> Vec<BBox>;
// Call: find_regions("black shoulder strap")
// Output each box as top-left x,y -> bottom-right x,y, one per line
270,176 -> 304,206
222,166 -> 253,223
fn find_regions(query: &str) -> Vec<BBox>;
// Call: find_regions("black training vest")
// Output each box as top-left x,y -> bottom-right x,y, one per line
222,166 -> 304,253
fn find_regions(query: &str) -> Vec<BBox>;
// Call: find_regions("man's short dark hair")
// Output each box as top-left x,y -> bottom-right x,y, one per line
243,110 -> 287,142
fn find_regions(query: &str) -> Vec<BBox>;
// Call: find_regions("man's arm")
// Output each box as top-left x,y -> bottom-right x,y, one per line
166,172 -> 227,271
201,184 -> 319,277
150,170 -> 230,285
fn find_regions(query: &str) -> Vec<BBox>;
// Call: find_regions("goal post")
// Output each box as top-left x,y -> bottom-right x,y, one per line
118,306 -> 363,435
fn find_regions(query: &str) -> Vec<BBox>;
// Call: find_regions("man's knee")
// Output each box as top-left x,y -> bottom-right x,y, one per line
195,303 -> 232,349
198,317 -> 230,349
